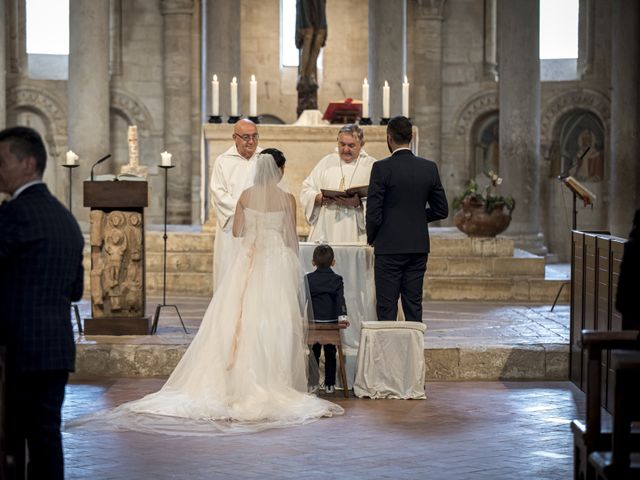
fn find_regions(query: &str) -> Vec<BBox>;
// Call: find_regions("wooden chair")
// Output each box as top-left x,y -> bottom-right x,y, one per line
307,321 -> 349,398
572,330 -> 640,480
589,349 -> 640,479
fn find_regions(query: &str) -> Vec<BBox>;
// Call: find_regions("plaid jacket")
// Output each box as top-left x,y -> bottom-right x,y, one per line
0,183 -> 84,373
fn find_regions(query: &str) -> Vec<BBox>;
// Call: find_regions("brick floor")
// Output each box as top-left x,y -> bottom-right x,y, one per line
63,379 -> 590,479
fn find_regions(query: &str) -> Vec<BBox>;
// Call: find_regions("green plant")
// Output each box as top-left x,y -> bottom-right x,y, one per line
452,171 -> 515,213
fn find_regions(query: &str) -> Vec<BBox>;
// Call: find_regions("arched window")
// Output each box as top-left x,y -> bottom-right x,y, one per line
539,0 -> 579,80
26,0 -> 69,79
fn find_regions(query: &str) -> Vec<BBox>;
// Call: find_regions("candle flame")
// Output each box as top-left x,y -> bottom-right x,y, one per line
232,76 -> 237,83
404,75 -> 408,83
251,74 -> 256,81
213,74 -> 218,81
364,78 -> 368,85
384,80 -> 389,87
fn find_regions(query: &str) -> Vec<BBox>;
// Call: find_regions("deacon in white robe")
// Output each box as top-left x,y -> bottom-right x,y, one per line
210,119 -> 261,291
300,124 -> 376,243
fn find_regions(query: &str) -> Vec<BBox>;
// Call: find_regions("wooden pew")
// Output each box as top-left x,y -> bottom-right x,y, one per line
589,350 -> 640,479
571,330 -> 640,480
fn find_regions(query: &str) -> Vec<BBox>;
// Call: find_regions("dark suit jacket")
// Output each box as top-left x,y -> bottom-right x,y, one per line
615,208 -> 640,330
0,183 -> 84,373
366,149 -> 448,254
306,267 -> 347,321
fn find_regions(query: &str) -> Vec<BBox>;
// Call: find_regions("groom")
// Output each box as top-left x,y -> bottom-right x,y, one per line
365,116 -> 448,322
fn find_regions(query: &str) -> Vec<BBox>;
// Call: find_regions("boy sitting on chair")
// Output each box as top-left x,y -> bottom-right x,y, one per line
307,245 -> 348,394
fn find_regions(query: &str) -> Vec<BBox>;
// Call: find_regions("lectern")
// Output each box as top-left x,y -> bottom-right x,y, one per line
83,180 -> 150,335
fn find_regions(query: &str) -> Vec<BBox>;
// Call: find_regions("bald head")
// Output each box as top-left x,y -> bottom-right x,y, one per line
232,119 -> 259,159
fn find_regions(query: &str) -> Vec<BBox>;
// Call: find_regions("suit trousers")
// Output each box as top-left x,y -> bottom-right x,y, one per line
5,370 -> 69,480
311,343 -> 337,386
374,253 -> 428,322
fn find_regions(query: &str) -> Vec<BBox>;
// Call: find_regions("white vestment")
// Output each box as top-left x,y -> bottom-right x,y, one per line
210,145 -> 261,291
300,150 -> 376,243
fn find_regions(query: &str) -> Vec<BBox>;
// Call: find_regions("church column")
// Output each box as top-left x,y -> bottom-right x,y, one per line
205,0 -> 241,118
161,0 -> 193,224
609,0 -> 640,237
368,0 -> 406,120
497,0 -> 543,253
0,0 -> 6,129
68,0 -> 110,226
412,0 -> 446,161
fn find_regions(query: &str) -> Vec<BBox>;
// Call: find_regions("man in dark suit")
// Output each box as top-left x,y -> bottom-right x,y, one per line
0,126 -> 84,480
616,208 -> 640,330
366,116 -> 448,322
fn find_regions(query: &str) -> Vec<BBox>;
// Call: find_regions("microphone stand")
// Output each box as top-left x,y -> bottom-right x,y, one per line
150,164 -> 188,335
90,154 -> 112,181
61,161 -> 83,334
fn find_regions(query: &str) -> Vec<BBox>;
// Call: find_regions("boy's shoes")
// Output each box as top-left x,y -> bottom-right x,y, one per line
325,385 -> 335,394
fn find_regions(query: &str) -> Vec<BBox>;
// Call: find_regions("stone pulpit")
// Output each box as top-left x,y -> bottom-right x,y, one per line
83,180 -> 150,335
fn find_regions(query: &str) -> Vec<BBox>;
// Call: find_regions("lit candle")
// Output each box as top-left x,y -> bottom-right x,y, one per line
230,76 -> 238,116
402,76 -> 410,118
249,74 -> 257,117
66,150 -> 79,166
211,74 -> 219,116
362,78 -> 369,118
382,80 -> 390,119
160,151 -> 172,167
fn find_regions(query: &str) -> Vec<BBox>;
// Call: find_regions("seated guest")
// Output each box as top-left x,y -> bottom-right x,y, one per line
300,124 -> 376,243
307,245 -> 348,394
616,208 -> 640,330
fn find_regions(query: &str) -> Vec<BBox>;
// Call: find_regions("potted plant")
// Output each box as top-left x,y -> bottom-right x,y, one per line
452,170 -> 515,237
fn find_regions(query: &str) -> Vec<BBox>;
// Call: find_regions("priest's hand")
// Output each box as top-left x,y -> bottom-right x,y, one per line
334,195 -> 362,208
321,195 -> 336,207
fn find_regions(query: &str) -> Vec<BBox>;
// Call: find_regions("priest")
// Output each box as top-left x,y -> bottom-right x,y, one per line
210,119 -> 261,290
300,124 -> 376,243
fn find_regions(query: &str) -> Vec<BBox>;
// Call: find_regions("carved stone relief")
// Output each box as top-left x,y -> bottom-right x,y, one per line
90,210 -> 144,318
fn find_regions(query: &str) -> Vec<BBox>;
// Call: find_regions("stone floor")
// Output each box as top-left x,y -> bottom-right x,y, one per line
63,378 -> 591,479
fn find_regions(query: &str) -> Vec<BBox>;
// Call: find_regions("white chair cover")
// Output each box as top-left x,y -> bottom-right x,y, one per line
353,321 -> 427,399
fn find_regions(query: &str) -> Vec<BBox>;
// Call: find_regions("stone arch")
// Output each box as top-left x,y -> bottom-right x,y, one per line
110,89 -> 156,137
452,90 -> 499,177
540,89 -> 610,161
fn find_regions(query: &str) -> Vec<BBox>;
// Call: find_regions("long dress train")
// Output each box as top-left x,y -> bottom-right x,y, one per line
69,208 -> 343,435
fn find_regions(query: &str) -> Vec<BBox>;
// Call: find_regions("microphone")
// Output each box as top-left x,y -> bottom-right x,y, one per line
557,146 -> 591,180
90,154 -> 112,181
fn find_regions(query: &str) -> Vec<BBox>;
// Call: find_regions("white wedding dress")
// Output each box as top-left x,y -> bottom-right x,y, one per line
71,207 -> 343,435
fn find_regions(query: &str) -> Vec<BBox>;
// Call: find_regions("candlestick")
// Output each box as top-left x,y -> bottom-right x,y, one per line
362,78 -> 370,119
382,80 -> 390,119
160,151 -> 172,167
211,74 -> 219,116
230,76 -> 238,117
65,150 -> 79,166
249,74 -> 257,117
402,76 -> 410,118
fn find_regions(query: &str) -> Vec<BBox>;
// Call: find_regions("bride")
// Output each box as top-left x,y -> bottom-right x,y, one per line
71,149 -> 343,435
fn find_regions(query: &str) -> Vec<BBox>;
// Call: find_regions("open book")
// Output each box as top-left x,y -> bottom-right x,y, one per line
563,176 -> 596,206
321,185 -> 369,198
88,173 -> 146,182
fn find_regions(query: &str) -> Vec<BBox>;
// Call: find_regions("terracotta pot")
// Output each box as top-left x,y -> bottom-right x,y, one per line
453,198 -> 513,237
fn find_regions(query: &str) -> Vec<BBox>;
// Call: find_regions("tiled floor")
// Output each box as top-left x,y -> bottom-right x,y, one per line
63,379 -> 588,479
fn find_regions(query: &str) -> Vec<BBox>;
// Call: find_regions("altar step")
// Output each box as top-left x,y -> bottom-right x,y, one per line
82,229 -> 570,303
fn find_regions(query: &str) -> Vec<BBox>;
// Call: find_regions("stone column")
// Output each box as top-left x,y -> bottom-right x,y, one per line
368,0 -> 406,121
0,0 -> 6,129
412,0 -> 446,161
609,0 -> 640,237
68,0 -> 110,226
498,0 -> 544,253
161,0 -> 194,224
205,0 -> 241,119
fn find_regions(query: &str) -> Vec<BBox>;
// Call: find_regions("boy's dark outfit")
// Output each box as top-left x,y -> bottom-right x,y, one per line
306,266 -> 347,388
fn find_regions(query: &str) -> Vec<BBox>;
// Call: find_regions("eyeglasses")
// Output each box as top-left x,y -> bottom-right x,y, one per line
234,133 -> 259,142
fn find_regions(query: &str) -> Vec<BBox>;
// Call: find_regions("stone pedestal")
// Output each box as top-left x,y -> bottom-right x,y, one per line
83,180 -> 150,335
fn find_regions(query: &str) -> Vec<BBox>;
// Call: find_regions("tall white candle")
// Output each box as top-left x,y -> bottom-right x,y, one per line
382,80 -> 390,118
160,151 -> 173,167
362,78 -> 370,118
66,150 -> 79,166
402,76 -> 410,118
230,76 -> 238,116
249,74 -> 257,117
211,74 -> 219,116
